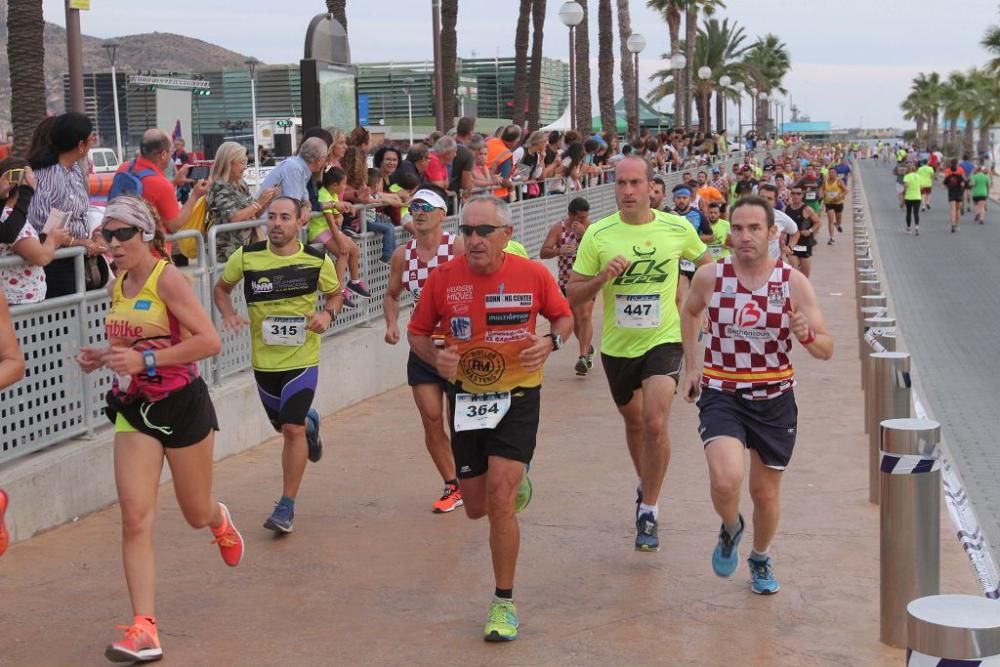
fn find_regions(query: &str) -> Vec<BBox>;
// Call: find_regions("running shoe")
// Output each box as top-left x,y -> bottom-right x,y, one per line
432,483 -> 463,513
574,356 -> 590,376
951,226 -> 957,234
347,279 -> 371,299
905,227 -> 912,234
836,223 -> 843,233
635,511 -> 659,552
827,239 -> 834,245
514,467 -> 533,514
484,599 -> 519,642
105,620 -> 162,663
748,554 -> 780,595
264,500 -> 294,534
305,409 -> 323,463
915,229 -> 920,236
211,502 -> 244,567
0,489 -> 8,557
586,344 -> 595,366
342,291 -> 356,309
711,514 -> 744,578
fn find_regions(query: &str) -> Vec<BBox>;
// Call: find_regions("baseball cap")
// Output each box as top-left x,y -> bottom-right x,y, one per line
711,166 -> 721,173
411,189 -> 447,210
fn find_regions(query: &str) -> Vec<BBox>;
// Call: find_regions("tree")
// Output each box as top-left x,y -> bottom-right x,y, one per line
647,0 -> 684,129
741,33 -> 789,137
439,0 -> 458,130
683,0 -> 725,131
7,0 -> 46,157
512,0 -> 533,127
325,0 -> 347,30
900,96 -> 926,145
574,0 -> 593,131
597,0 -> 617,137
981,23 -> 1000,71
909,72 -> 943,149
527,0 -> 547,130
694,17 -> 747,133
617,0 -> 637,139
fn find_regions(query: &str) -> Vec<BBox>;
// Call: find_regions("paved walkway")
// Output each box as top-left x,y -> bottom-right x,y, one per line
859,160 -> 1000,563
0,220 -> 976,666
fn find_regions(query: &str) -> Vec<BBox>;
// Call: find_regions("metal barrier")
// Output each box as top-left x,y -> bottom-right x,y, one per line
907,594 -> 1000,665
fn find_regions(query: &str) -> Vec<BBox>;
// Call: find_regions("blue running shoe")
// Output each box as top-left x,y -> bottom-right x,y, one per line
305,409 -> 322,463
635,512 -> 659,552
264,500 -> 294,534
712,514 -> 745,578
748,554 -> 780,594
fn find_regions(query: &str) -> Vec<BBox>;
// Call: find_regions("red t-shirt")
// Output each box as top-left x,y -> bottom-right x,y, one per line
116,156 -> 180,225
408,254 -> 571,393
425,153 -> 449,185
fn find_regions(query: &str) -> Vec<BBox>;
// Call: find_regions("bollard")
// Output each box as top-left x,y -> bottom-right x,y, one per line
856,256 -> 874,271
857,277 -> 880,300
861,316 -> 896,392
869,352 -> 910,504
857,295 -> 888,359
907,595 -> 1000,665
880,417 -> 941,648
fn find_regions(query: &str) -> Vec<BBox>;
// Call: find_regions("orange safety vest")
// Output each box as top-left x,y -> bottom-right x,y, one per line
486,138 -> 514,198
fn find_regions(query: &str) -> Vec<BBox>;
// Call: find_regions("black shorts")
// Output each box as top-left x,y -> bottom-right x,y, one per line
697,388 -> 798,469
601,343 -> 683,407
447,386 -> 540,478
105,377 -> 219,449
407,349 -> 446,387
825,203 -> 843,212
973,196 -> 987,203
948,193 -> 964,202
680,269 -> 695,282
254,366 -> 318,430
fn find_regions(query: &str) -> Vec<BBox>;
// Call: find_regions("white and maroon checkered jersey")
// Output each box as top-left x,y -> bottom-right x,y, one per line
403,232 -> 457,301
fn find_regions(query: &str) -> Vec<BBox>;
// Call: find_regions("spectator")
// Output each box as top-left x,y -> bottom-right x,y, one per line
486,124 -> 521,199
306,166 -> 366,307
450,117 -> 476,196
342,127 -> 371,201
172,137 -> 193,204
516,131 -> 551,198
374,145 -> 405,224
388,170 -> 421,235
326,127 -> 348,168
554,141 -> 586,192
0,162 -> 70,303
27,111 -> 107,297
469,135 -> 498,191
204,141 -> 277,264
259,136 -> 329,205
303,127 -> 335,166
396,142 -> 429,185
425,136 -> 456,192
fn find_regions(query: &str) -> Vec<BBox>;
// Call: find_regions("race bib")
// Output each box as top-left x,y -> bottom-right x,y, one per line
615,294 -> 660,329
805,191 -> 817,200
709,245 -> 725,258
454,391 -> 511,432
792,245 -> 808,253
262,315 -> 307,346
679,258 -> 697,272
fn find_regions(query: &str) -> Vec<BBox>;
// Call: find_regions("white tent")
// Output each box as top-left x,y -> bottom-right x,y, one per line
540,105 -> 573,132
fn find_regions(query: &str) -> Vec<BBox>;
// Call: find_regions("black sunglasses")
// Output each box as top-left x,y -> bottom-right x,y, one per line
101,227 -> 143,243
459,224 -> 508,238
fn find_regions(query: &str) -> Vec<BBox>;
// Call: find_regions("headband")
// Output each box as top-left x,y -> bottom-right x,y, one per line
103,197 -> 156,242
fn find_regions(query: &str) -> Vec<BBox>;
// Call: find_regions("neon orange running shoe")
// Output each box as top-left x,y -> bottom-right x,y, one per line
0,488 -> 8,557
431,484 -> 464,513
211,502 -> 244,567
105,618 -> 162,663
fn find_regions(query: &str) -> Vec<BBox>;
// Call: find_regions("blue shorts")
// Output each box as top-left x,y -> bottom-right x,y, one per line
254,366 -> 318,430
697,388 -> 798,470
407,350 -> 446,387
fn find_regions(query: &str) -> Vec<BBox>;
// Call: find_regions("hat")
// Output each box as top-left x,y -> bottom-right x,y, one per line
711,166 -> 721,173
411,188 -> 447,210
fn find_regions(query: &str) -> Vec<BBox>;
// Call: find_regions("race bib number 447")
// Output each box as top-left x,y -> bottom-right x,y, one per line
615,294 -> 660,329
262,315 -> 307,346
454,392 -> 511,432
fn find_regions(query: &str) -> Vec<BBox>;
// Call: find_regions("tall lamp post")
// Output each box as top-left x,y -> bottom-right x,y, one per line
246,58 -> 260,180
757,90 -> 768,137
733,81 -> 744,139
402,78 -> 415,148
559,2 -> 585,130
670,53 -> 687,131
718,74 -> 731,133
696,66 -> 712,132
431,0 -> 445,130
626,33 -> 646,138
102,42 -> 124,163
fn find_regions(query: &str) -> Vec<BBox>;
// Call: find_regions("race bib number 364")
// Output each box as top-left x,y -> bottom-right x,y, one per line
454,391 -> 511,432
262,315 -> 307,346
615,294 -> 660,329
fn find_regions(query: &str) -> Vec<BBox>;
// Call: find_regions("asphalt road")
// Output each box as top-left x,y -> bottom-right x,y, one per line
859,159 -> 1000,562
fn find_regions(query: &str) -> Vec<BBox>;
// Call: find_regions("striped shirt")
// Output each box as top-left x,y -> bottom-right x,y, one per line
26,162 -> 90,240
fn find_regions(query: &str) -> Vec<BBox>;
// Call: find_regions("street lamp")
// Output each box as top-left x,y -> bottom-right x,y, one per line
246,58 -> 260,180
626,33 -> 646,138
733,81 -> 744,138
697,66 -> 711,132
718,74 -> 731,133
102,42 -> 124,163
757,90 -> 768,136
402,77 -> 415,148
559,1 -> 585,130
670,53 -> 686,131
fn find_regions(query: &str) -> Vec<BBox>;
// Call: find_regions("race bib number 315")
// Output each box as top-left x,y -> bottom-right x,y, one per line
615,294 -> 660,329
454,392 -> 511,432
262,315 -> 307,346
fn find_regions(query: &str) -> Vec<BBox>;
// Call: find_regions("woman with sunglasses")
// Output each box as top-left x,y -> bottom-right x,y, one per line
76,196 -> 243,663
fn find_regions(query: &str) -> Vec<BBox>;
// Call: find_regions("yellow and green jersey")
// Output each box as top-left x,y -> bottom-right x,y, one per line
573,210 -> 706,358
707,219 -> 730,260
504,239 -> 529,258
903,172 -> 922,201
917,164 -> 934,188
307,187 -> 338,243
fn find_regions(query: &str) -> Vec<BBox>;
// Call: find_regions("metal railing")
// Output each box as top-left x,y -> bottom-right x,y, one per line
0,155 -> 747,466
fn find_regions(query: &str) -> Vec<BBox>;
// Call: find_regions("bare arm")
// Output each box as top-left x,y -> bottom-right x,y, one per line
164,180 -> 210,233
12,227 -> 68,267
567,268 -> 609,308
151,265 -> 222,365
788,269 -> 834,360
407,332 -> 441,368
680,264 -> 715,401
0,292 -> 25,390
538,223 -> 564,260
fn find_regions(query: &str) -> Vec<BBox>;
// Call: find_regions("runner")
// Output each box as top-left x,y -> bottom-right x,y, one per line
971,164 -> 991,225
942,159 -> 967,233
384,187 -> 466,513
794,164 -> 823,217
902,163 -> 923,235
0,289 -> 25,558
782,187 -> 822,278
539,196 -> 595,375
649,176 -> 667,211
894,158 -> 909,209
568,156 -> 710,552
680,195 -> 833,595
407,195 -> 573,642
822,168 -> 847,244
917,159 -> 935,211
671,183 -> 712,282
75,196 -> 243,663
213,196 -> 343,534
703,201 -> 731,261
756,185 -> 800,265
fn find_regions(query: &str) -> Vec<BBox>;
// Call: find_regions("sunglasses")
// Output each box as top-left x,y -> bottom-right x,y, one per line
410,202 -> 440,213
459,224 -> 508,238
101,227 -> 144,243
790,192 -> 804,196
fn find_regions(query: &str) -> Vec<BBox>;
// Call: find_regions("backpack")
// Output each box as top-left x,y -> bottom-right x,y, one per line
108,160 -> 157,201
176,195 -> 208,260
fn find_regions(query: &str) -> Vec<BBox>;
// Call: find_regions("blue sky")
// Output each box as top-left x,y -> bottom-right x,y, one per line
42,0 -> 997,128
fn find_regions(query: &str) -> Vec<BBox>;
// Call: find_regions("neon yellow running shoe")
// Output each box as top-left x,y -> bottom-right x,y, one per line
484,599 -> 519,642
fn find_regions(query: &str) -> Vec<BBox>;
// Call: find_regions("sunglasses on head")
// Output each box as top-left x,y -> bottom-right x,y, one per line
410,202 -> 439,213
101,227 -> 146,243
459,224 -> 507,238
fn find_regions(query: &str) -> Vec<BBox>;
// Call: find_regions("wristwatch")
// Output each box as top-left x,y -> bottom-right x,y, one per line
142,350 -> 157,378
546,333 -> 563,351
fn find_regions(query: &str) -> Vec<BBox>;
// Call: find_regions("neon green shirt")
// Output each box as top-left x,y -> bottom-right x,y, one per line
389,183 -> 409,218
573,210 -> 706,358
707,219 -> 731,260
307,187 -> 338,243
903,172 -> 922,201
917,164 -> 934,188
972,172 -> 990,199
504,239 -> 529,258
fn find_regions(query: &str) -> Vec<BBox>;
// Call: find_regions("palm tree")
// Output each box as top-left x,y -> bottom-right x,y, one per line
900,96 -> 926,145
968,70 -> 1000,156
647,0 -> 684,129
981,23 -> 1000,71
683,1 -> 725,131
574,0 -> 593,131
512,0 -> 533,127
325,0 -> 347,29
617,0 -> 638,139
440,0 -> 458,130
741,33 -> 789,137
7,0 -> 46,157
909,72 -> 943,149
527,0 -> 547,130
939,72 -> 967,155
696,17 -> 748,132
597,0 -> 617,137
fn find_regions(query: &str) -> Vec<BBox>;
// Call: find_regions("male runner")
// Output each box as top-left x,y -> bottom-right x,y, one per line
756,185 -> 800,263
568,156 -> 709,552
942,159 -> 967,233
959,154 -> 976,214
794,164 -> 823,216
649,176 -> 668,212
681,195 -> 833,594
702,202 -> 730,261
540,196 -> 595,375
671,183 -> 712,282
384,187 -> 466,513
782,187 -> 822,278
917,160 -> 935,211
408,195 -> 573,642
214,196 -> 343,534
971,165 -> 991,224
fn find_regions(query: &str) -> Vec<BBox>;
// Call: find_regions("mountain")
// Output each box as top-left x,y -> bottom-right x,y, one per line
0,14 -> 253,136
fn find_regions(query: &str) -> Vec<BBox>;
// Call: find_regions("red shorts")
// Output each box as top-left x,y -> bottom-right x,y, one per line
920,187 -> 932,195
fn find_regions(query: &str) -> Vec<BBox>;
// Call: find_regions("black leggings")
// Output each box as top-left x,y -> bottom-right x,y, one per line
905,200 -> 920,228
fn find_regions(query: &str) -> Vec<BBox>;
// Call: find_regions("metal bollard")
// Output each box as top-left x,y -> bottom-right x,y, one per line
857,277 -> 880,300
880,417 -> 941,648
861,316 -> 896,392
907,595 -> 1000,665
856,256 -> 874,271
869,352 -> 911,504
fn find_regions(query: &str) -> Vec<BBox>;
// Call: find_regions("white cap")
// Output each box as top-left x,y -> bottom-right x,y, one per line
411,189 -> 447,210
